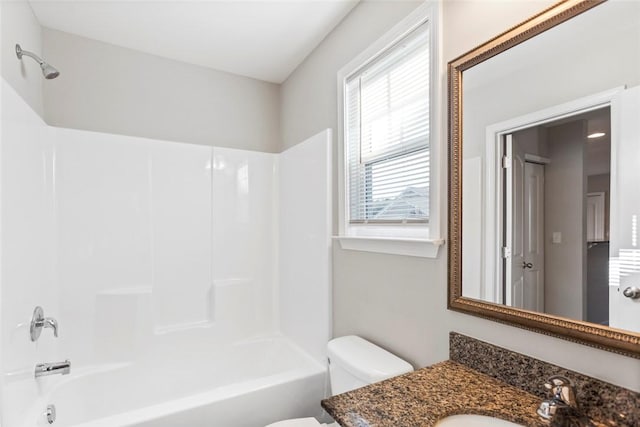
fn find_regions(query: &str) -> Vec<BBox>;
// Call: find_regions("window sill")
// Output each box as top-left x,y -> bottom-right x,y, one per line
335,236 -> 444,258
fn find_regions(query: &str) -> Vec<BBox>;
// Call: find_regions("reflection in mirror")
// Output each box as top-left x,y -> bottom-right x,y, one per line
458,0 -> 640,337
468,107 -> 613,324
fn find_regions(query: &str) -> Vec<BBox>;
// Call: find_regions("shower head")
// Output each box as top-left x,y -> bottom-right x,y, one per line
16,44 -> 60,79
41,63 -> 60,80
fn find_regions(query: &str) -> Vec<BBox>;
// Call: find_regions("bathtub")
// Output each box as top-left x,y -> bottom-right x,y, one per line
12,336 -> 327,427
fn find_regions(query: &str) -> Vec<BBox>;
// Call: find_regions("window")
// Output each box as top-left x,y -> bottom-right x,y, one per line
337,3 -> 442,257
346,23 -> 430,225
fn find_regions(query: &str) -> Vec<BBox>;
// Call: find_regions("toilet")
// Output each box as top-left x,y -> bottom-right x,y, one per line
266,336 -> 414,427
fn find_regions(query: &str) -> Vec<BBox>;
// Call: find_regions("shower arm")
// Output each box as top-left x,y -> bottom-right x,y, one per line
16,45 -> 45,65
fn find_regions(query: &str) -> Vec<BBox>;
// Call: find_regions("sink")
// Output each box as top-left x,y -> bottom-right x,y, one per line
435,414 -> 524,427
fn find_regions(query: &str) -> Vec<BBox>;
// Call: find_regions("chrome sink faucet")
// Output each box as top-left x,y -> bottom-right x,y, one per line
35,360 -> 71,378
30,306 -> 59,341
537,375 -> 578,423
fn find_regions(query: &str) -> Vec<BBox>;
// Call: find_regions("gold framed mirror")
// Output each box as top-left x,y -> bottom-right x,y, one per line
448,0 -> 640,358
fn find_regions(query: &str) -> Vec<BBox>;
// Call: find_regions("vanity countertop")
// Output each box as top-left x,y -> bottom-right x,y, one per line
322,360 -> 560,427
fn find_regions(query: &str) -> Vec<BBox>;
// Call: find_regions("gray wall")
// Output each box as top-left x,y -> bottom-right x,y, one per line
282,0 -> 640,391
280,1 -> 423,151
42,28 -> 281,152
513,126 -> 548,158
586,174 -> 610,325
1,0 -> 43,115
544,121 -> 586,320
586,241 -> 609,326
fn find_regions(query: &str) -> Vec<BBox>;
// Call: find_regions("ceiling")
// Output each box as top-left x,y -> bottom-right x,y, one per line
28,0 -> 359,83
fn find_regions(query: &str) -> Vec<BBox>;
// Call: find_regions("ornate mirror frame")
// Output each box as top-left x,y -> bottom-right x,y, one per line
447,0 -> 640,358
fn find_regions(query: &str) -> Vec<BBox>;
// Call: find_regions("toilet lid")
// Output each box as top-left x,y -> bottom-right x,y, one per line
265,418 -> 322,427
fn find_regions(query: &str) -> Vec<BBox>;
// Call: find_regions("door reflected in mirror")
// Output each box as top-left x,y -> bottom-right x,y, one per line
449,0 -> 640,356
476,107 -> 614,326
462,86 -> 640,335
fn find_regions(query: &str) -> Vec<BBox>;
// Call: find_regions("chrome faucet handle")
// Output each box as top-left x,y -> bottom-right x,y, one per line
43,317 -> 59,337
544,375 -> 578,408
30,306 -> 59,341
536,375 -> 592,425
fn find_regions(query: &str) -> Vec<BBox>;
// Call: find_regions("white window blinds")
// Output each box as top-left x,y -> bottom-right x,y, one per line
345,22 -> 430,224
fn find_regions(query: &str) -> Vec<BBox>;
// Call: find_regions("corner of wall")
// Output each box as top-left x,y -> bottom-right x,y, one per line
0,0 -> 44,117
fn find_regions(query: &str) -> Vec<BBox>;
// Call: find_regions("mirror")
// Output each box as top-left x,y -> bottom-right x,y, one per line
448,0 -> 640,357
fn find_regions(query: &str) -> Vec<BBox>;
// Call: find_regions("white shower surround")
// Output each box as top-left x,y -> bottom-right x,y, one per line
0,79 -> 332,427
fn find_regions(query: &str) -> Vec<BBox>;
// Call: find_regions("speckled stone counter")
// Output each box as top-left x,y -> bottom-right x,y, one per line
322,333 -> 640,427
322,360 -> 548,427
449,333 -> 640,426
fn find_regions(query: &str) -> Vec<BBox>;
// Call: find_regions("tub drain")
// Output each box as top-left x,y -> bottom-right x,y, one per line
45,404 -> 56,424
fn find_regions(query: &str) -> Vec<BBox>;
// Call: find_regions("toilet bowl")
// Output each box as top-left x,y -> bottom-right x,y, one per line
265,336 -> 413,427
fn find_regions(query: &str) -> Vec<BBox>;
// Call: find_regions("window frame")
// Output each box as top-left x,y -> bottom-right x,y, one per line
336,1 -> 443,258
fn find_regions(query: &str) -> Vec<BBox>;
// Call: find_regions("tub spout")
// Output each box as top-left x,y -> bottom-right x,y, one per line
35,360 -> 71,378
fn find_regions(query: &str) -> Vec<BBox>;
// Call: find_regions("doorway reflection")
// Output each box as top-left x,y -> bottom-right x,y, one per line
502,107 -> 611,325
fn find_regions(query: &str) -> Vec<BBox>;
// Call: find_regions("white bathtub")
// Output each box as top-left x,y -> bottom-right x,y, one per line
13,336 -> 326,427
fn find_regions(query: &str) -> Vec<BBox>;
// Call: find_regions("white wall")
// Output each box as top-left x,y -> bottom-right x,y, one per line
0,0 -> 44,116
282,0 -> 640,391
0,4 -> 46,418
278,130 -> 332,364
587,173 -> 610,236
609,86 -> 640,333
51,128 -> 281,367
210,146 -> 279,341
42,28 -> 281,152
0,79 -> 58,427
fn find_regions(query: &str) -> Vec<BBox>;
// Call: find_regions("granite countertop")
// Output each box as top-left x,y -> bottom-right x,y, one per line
321,360 -> 553,427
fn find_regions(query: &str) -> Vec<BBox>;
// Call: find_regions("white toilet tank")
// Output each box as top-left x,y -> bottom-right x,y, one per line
327,336 -> 413,395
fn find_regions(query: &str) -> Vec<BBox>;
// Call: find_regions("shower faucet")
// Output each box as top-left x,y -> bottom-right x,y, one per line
30,306 -> 59,341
